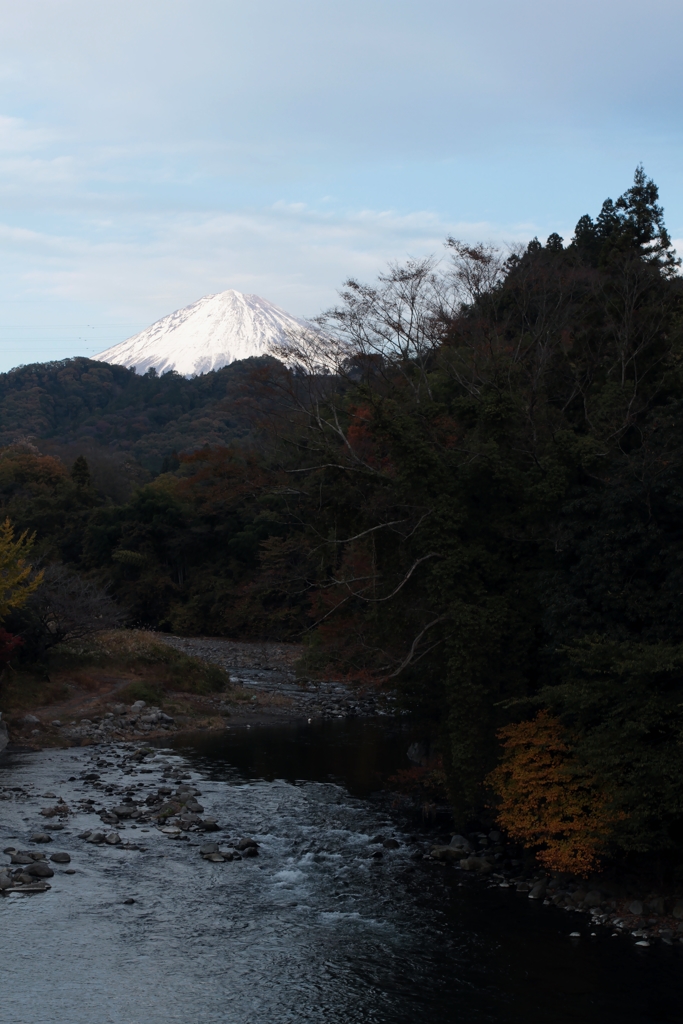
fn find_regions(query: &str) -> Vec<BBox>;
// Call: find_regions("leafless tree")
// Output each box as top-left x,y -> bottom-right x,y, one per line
20,564 -> 124,654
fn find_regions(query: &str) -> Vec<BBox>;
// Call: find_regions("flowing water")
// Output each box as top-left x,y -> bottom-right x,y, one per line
2,719 -> 682,1024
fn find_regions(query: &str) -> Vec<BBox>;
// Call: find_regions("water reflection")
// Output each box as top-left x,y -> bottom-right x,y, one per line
176,717 -> 415,796
0,719 -> 682,1024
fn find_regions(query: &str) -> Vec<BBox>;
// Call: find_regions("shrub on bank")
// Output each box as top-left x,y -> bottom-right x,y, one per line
0,629 -> 230,715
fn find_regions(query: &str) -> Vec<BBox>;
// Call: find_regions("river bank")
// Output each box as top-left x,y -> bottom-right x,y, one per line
2,632 -> 683,962
2,723 -> 683,1024
0,631 -> 393,751
3,723 -> 683,954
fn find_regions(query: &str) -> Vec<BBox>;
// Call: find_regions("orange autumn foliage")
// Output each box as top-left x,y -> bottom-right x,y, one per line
487,711 -> 624,875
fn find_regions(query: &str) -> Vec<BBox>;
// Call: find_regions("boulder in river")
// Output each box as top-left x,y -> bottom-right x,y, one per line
30,833 -> 53,844
184,798 -> 204,813
113,803 -> 138,818
11,852 -> 35,865
528,879 -> 548,899
27,861 -> 54,879
460,856 -> 493,874
449,835 -> 474,853
431,845 -> 461,862
50,852 -> 71,864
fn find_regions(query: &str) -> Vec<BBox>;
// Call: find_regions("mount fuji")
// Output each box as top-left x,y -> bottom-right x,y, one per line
94,289 -> 312,377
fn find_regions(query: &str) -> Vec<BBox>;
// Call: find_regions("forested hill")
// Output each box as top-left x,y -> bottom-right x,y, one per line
0,355 -> 281,469
6,168 -> 683,880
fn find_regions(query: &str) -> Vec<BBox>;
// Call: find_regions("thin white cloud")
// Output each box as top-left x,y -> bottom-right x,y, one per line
0,0 -> 680,373
0,199 -> 539,370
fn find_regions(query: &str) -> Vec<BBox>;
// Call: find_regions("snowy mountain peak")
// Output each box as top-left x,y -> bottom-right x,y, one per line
94,289 -> 311,377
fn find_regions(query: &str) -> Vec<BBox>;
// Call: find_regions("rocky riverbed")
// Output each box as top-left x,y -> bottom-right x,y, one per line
0,742 -> 268,898
3,731 -> 683,954
431,834 -> 683,949
3,635 -> 394,750
3,724 -> 683,1024
3,633 -> 683,987
158,635 -> 391,719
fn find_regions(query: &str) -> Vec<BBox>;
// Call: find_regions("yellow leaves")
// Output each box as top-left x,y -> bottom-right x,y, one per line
487,710 -> 624,875
0,518 -> 43,621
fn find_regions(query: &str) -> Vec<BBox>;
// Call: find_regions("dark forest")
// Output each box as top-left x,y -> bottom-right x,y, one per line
2,168 -> 683,877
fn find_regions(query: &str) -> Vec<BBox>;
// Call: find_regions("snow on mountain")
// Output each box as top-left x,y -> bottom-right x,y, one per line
94,289 -> 312,377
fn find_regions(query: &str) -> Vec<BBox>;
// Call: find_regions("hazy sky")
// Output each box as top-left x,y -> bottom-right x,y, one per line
0,0 -> 682,369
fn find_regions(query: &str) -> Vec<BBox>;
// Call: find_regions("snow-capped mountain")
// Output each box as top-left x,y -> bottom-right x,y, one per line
94,289 -> 311,377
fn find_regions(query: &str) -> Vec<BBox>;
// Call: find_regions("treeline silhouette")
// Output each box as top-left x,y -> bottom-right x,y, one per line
3,168 -> 683,875
0,355 -> 284,470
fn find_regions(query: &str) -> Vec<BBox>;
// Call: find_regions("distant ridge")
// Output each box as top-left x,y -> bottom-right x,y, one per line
94,289 -> 311,377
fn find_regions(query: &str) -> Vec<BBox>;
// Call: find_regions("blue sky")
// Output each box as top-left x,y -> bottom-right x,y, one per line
0,0 -> 682,370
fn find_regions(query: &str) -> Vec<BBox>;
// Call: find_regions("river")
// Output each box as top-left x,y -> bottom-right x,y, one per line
2,718 -> 682,1024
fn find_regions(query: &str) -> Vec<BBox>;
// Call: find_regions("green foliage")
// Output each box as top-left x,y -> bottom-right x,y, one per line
257,167 -> 683,860
539,638 -> 683,853
572,165 -> 680,275
0,517 -> 43,620
0,355 -> 285,471
3,167 -> 683,868
70,455 -> 91,489
0,445 -> 96,563
116,680 -> 166,705
54,629 -> 230,696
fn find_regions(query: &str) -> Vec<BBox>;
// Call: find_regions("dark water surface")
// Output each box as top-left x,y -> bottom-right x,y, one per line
2,718 -> 682,1024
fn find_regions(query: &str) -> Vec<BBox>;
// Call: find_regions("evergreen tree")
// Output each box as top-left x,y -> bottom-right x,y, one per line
71,455 -> 91,489
572,165 -> 680,275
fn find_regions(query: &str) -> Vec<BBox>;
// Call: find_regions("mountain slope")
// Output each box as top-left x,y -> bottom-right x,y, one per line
94,289 -> 310,376
0,355 -> 287,470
